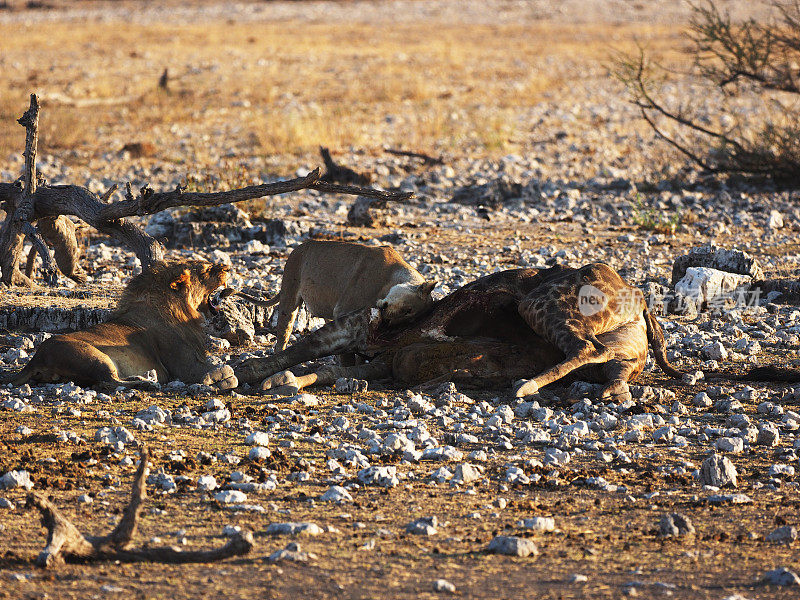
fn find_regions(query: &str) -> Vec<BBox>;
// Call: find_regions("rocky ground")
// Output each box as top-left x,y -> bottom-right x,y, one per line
1,1 -> 800,599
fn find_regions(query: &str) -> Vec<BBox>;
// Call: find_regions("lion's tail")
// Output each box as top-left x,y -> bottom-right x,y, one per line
643,305 -> 684,379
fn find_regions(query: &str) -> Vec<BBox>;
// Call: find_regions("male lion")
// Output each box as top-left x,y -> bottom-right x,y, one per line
3,261 -> 237,390
236,240 -> 436,351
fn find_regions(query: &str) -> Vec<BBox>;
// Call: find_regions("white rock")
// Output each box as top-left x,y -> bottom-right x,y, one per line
421,446 -> 463,462
450,463 -> 483,487
433,579 -> 456,593
653,425 -> 674,443
320,485 -> 353,503
248,446 -> 271,461
543,448 -> 570,466
715,437 -> 744,454
357,465 -> 399,488
287,393 -> 320,407
0,470 -> 33,490
406,516 -> 438,535
699,455 -> 737,487
767,210 -> 784,230
757,424 -> 780,446
702,341 -> 728,361
202,408 -> 231,424
519,516 -> 555,532
197,475 -> 218,491
765,526 -> 797,544
266,522 -> 323,536
674,267 -> 752,310
214,490 -> 248,504
487,535 -> 538,557
768,464 -> 795,477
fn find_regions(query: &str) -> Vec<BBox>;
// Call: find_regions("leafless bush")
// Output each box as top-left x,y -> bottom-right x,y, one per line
617,0 -> 800,184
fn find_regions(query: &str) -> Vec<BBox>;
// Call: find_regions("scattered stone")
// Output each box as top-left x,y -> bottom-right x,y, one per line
699,455 -> 737,488
763,567 -> 800,586
267,541 -> 317,563
707,493 -> 752,505
450,463 -> 483,487
334,378 -> 369,393
248,446 -> 271,461
320,485 -> 353,503
266,522 -> 324,536
357,465 -> 399,488
672,245 -> 763,284
0,470 -> 33,490
487,535 -> 538,557
433,579 -> 456,593
765,526 -> 797,544
658,513 -> 695,538
673,267 -> 752,314
757,424 -> 780,446
715,437 -> 744,454
406,516 -> 438,535
197,475 -> 218,491
214,490 -> 248,504
519,517 -> 555,532
245,431 -> 270,446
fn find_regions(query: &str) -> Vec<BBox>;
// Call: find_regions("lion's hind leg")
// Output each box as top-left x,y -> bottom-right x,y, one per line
22,337 -> 137,389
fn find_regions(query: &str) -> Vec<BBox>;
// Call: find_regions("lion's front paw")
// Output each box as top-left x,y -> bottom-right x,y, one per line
261,370 -> 301,396
202,365 -> 238,390
513,378 -> 539,398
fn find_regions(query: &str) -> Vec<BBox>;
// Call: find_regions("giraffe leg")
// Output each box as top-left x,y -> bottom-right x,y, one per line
598,358 -> 638,403
261,361 -> 390,395
513,334 -> 613,397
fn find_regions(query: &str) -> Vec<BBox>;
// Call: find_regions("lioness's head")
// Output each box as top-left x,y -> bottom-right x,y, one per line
376,281 -> 437,324
119,260 -> 230,322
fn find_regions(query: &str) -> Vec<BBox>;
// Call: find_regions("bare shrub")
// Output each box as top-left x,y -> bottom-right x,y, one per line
617,0 -> 800,184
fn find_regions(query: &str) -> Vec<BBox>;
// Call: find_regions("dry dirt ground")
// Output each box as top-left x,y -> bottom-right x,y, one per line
1,1 -> 800,599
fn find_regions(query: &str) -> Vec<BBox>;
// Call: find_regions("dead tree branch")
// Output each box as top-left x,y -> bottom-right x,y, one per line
26,446 -> 254,567
0,94 -> 59,286
319,146 -> 372,185
0,98 -> 415,285
385,148 -> 444,166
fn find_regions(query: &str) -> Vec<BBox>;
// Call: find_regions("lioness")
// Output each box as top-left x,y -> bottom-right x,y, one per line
3,261 -> 237,390
240,240 -> 436,351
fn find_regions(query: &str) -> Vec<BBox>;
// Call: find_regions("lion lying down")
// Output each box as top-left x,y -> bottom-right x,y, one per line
3,261 -> 237,391
234,264 -> 684,401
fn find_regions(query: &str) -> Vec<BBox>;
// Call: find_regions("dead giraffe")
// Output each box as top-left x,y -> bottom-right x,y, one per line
234,264 -> 683,400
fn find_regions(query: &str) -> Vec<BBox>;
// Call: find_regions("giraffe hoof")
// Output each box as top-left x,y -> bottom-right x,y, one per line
513,379 -> 539,398
261,370 -> 301,396
600,380 -> 631,403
